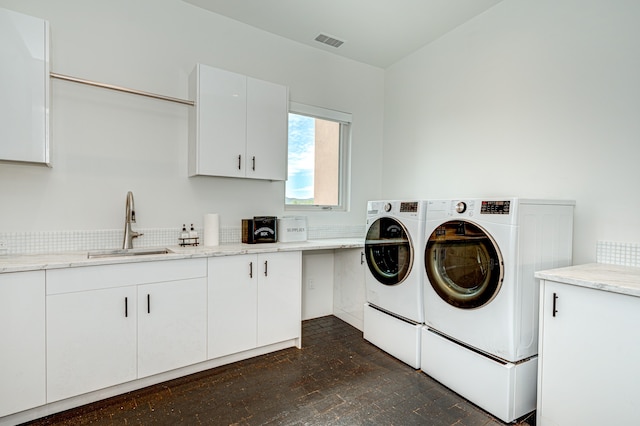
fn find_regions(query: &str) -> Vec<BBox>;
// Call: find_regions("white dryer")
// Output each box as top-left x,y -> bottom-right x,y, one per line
420,198 -> 574,423
363,200 -> 427,369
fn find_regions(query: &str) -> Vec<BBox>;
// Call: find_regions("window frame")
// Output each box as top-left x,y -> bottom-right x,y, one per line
285,102 -> 352,212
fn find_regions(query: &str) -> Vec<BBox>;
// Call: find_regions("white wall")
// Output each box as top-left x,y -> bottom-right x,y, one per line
383,0 -> 640,264
0,0 -> 384,233
301,251 -> 334,320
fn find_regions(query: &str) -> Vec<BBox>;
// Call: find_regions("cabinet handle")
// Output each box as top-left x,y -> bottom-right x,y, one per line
552,292 -> 558,317
125,297 -> 128,317
264,260 -> 268,277
147,293 -> 151,314
361,251 -> 365,265
252,156 -> 256,171
238,154 -> 242,170
249,261 -> 253,278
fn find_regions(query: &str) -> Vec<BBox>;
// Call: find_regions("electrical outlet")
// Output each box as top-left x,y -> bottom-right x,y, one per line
308,278 -> 315,290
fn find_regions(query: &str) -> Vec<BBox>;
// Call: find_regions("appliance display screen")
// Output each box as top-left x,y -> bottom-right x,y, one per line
481,200 -> 510,214
400,202 -> 418,213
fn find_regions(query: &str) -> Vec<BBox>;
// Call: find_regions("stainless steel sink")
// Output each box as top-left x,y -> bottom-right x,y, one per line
87,248 -> 172,259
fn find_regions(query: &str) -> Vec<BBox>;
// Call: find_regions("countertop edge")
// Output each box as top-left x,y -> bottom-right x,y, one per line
535,263 -> 640,298
0,239 -> 364,274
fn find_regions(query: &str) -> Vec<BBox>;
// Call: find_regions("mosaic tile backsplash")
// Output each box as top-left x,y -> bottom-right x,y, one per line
596,241 -> 640,267
0,225 -> 365,256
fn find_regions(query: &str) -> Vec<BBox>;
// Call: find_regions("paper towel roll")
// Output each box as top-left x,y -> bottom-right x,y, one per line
204,213 -> 219,246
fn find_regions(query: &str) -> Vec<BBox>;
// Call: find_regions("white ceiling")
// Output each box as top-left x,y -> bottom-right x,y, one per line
183,0 -> 503,68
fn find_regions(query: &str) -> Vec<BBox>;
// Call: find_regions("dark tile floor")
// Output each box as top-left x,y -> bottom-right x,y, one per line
24,316 -> 534,426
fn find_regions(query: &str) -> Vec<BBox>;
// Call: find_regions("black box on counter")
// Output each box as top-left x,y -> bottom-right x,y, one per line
242,216 -> 277,244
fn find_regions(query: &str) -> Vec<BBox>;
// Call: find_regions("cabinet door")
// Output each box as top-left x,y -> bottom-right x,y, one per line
0,271 -> 45,417
137,277 -> 207,378
47,287 -> 137,402
538,280 -> 640,425
246,77 -> 288,180
191,64 -> 246,177
0,8 -> 49,165
208,255 -> 258,358
257,251 -> 302,346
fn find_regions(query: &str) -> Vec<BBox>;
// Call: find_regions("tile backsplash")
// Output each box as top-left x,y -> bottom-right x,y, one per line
0,225 -> 365,256
597,240 -> 640,267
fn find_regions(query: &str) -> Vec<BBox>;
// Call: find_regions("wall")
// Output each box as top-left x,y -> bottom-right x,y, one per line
0,0 -> 383,236
301,251 -> 334,320
383,0 -> 640,264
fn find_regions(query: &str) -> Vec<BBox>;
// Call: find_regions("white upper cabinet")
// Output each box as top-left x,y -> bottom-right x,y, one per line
246,77 -> 288,180
0,7 -> 50,166
188,63 -> 288,180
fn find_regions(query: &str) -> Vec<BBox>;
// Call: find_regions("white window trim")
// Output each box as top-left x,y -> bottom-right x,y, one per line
285,102 -> 352,212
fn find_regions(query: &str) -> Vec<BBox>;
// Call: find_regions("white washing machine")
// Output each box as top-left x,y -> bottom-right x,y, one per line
363,200 -> 427,369
420,198 -> 574,423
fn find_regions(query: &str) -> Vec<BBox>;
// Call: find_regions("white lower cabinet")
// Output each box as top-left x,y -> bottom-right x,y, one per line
2,250 -> 303,421
208,254 -> 258,358
46,286 -> 138,402
46,259 -> 207,402
208,251 -> 302,359
256,252 -> 302,346
538,279 -> 640,425
0,271 -> 46,417
137,277 -> 207,378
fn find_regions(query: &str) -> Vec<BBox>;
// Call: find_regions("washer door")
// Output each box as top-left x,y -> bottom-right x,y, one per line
365,217 -> 413,285
425,221 -> 503,309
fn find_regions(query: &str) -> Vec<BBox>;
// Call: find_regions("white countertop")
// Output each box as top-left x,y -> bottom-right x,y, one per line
0,238 -> 364,274
535,263 -> 640,298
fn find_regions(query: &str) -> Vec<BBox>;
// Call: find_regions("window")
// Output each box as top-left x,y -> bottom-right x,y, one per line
286,102 -> 352,211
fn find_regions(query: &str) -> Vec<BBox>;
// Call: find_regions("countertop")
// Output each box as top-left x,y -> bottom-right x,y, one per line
535,263 -> 640,298
0,238 -> 364,274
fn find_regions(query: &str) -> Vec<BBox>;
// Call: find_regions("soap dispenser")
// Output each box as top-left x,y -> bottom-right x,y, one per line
180,224 -> 189,239
189,224 -> 198,238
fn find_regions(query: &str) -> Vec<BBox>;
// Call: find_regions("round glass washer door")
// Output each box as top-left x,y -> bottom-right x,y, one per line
425,221 -> 503,309
365,217 -> 413,285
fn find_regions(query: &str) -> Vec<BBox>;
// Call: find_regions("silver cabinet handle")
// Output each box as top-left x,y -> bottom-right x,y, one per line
238,154 -> 242,170
264,260 -> 268,276
249,261 -> 253,278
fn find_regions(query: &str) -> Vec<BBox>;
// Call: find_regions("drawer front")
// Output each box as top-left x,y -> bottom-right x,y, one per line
46,258 -> 207,295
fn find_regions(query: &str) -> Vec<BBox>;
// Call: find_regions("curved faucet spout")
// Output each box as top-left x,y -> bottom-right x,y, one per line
123,191 -> 143,249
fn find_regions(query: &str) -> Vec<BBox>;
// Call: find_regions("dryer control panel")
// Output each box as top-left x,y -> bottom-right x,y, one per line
481,200 -> 511,215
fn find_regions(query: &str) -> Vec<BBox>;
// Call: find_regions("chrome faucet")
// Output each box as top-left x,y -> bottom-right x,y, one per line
123,191 -> 143,249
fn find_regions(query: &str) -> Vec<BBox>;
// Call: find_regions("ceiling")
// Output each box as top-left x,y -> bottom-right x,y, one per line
183,0 -> 503,69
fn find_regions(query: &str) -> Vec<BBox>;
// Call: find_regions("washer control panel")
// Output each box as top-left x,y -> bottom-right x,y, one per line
400,201 -> 419,213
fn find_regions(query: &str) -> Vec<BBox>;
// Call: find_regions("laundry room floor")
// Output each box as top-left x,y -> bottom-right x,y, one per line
24,316 -> 534,426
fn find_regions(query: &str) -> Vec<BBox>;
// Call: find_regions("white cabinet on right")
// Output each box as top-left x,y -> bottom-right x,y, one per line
537,265 -> 640,426
188,63 -> 288,180
208,251 -> 302,359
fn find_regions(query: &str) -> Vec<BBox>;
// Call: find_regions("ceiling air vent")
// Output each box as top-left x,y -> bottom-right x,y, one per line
314,33 -> 344,48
